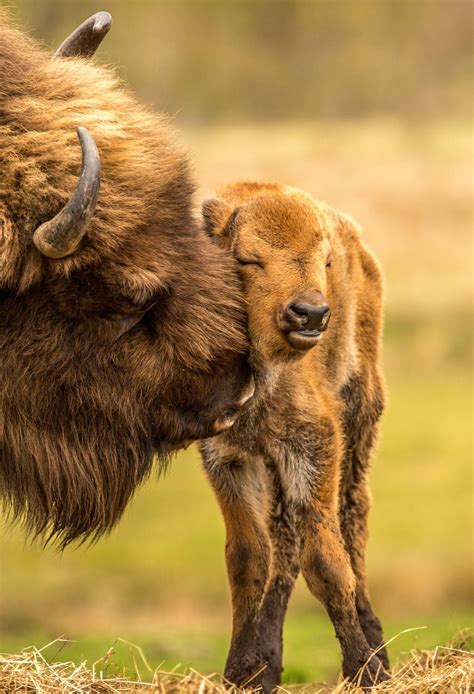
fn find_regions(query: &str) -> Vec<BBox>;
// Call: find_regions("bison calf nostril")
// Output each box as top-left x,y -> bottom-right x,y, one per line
288,304 -> 309,325
290,304 -> 307,316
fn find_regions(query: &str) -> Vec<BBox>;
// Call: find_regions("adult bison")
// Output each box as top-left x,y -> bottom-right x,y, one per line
0,12 -> 252,547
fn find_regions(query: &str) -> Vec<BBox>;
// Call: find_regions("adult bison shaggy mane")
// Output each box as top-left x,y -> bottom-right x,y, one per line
0,11 -> 251,547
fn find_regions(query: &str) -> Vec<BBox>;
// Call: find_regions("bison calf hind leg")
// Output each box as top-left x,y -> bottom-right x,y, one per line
340,379 -> 389,669
300,512 -> 388,687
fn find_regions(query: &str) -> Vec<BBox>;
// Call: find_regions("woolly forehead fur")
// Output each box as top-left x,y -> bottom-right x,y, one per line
0,8 -> 193,295
204,180 -> 358,254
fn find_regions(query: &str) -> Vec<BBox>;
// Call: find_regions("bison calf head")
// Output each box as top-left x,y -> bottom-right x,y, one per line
203,182 -> 335,362
0,12 -> 252,546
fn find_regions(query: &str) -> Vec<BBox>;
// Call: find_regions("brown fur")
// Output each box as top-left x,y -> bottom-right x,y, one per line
200,182 -> 388,690
0,12 -> 251,547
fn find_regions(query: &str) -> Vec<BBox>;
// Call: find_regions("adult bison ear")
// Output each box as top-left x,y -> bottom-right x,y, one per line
202,198 -> 238,239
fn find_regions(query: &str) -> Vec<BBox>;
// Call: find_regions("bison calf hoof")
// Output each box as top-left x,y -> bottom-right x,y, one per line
350,653 -> 390,688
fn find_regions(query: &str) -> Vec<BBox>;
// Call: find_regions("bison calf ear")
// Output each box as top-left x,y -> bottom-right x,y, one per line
202,198 -> 235,238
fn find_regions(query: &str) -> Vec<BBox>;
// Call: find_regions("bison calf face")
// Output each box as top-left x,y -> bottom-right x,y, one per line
203,185 -> 334,361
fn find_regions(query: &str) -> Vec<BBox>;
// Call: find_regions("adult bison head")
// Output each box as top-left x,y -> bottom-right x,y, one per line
0,12 -> 252,546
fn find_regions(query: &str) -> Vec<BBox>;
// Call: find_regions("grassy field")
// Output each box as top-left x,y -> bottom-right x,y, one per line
0,119 -> 472,685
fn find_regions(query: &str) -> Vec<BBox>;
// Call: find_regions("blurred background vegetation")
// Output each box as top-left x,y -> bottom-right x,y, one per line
1,0 -> 472,686
5,0 -> 472,122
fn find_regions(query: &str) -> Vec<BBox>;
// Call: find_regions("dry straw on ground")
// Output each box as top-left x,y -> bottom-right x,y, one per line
0,631 -> 472,693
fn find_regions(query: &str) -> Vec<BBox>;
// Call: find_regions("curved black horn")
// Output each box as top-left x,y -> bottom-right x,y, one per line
53,12 -> 112,59
33,128 -> 100,259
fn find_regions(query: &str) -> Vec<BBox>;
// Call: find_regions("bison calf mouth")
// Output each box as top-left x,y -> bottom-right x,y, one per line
286,328 -> 323,351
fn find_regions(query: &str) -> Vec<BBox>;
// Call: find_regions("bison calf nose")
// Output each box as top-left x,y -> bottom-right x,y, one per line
288,303 -> 331,332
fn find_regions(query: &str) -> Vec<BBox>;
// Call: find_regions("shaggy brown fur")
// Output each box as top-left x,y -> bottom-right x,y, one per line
200,182 -> 387,691
0,12 -> 251,547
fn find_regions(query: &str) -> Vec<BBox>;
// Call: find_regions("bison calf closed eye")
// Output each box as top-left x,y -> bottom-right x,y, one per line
199,181 -> 388,691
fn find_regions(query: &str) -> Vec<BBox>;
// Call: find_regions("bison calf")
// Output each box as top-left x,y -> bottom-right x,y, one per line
199,182 -> 388,691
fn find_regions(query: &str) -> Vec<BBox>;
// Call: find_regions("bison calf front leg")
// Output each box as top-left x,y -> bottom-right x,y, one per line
255,493 -> 300,693
224,520 -> 272,686
202,452 -> 273,688
299,507 -> 388,687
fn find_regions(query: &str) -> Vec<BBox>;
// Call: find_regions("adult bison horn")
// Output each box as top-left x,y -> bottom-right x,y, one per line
53,12 -> 112,59
33,127 -> 100,259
